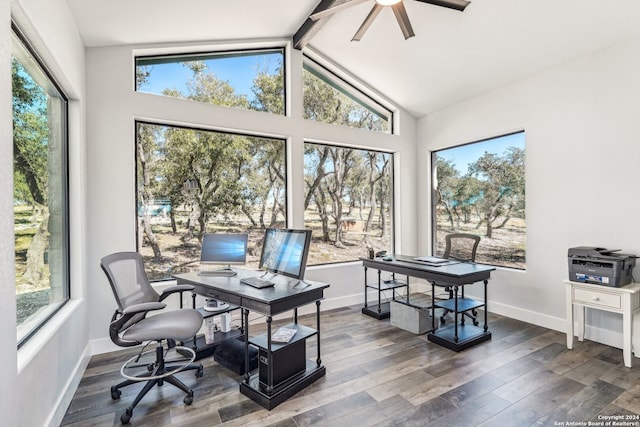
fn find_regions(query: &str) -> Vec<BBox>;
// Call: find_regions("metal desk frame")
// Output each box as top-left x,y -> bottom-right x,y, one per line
174,270 -> 329,409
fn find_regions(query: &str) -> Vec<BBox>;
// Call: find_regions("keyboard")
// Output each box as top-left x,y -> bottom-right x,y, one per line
240,276 -> 275,289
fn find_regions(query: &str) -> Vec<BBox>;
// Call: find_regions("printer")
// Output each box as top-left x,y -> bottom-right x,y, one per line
568,246 -> 637,287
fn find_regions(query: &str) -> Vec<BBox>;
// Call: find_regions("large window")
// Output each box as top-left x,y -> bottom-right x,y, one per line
136,122 -> 286,281
135,49 -> 285,115
303,58 -> 391,133
304,142 -> 393,265
432,132 -> 526,269
13,25 -> 70,346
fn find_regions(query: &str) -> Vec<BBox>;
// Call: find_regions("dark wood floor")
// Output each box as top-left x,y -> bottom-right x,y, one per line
62,304 -> 640,426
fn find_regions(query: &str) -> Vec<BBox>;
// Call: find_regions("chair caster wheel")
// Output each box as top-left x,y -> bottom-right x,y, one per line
473,320 -> 479,326
111,387 -> 121,400
195,365 -> 203,378
440,317 -> 446,325
121,409 -> 132,424
184,392 -> 194,405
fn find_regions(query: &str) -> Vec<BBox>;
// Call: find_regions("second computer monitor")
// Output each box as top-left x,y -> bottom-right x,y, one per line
259,228 -> 312,280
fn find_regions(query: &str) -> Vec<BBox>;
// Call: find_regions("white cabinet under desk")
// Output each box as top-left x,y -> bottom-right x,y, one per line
565,280 -> 640,367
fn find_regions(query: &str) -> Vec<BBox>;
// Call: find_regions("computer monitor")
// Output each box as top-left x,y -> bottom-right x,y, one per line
258,228 -> 312,280
200,233 -> 248,266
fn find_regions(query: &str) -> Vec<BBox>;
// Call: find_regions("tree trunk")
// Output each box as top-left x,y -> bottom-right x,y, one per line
23,206 -> 49,287
170,210 -> 177,234
241,204 -> 258,227
495,215 -> 511,229
379,193 -> 386,239
314,189 -> 330,242
137,138 -> 161,259
485,212 -> 493,238
141,214 -> 161,259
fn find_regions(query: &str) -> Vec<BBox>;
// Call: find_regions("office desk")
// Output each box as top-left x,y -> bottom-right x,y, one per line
361,255 -> 495,351
174,270 -> 329,409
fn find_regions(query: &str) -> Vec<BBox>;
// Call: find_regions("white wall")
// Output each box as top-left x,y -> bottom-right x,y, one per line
418,36 -> 640,345
4,1 -> 89,426
84,43 -> 418,349
0,0 -> 16,425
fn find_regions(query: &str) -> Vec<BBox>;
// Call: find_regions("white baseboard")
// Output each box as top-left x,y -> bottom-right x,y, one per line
579,324 -> 623,350
487,299 -> 626,351
487,299 -> 567,333
87,293 -> 626,357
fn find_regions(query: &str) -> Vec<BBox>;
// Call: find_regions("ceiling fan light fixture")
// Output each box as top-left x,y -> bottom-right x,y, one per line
376,0 -> 402,5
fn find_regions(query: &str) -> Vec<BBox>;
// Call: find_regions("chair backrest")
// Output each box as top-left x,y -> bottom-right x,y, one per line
443,233 -> 480,262
100,252 -> 160,312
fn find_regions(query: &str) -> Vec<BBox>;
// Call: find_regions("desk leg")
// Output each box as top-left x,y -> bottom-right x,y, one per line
623,294 -> 632,367
431,282 -> 436,332
266,316 -> 273,394
576,305 -> 585,342
566,283 -> 574,349
243,308 -> 250,384
404,275 -> 410,305
377,269 -> 382,314
363,266 -> 368,309
634,309 -> 640,359
483,280 -> 488,332
453,286 -> 459,343
316,300 -> 322,367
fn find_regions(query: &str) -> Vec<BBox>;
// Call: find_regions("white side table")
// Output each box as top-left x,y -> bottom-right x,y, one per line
565,280 -> 640,367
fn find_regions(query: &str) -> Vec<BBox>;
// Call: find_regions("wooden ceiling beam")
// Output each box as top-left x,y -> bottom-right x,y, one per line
293,0 -> 341,50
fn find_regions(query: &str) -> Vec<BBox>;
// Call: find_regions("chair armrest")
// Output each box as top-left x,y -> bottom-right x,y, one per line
121,301 -> 166,315
159,284 -> 195,301
110,301 -> 167,347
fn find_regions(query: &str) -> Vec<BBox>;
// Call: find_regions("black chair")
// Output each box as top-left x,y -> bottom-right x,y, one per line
100,252 -> 204,424
437,233 -> 481,325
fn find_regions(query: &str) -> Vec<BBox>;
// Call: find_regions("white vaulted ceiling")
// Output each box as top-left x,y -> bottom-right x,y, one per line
66,0 -> 640,117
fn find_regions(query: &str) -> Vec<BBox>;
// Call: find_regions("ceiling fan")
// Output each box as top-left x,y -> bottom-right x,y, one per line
310,0 -> 470,41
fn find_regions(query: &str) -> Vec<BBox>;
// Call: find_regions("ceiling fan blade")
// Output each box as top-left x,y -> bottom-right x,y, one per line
414,0 -> 470,12
391,2 -> 415,40
310,0 -> 371,21
352,3 -> 384,41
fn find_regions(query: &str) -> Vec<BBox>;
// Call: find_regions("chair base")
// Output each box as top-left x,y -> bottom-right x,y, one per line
111,342 -> 203,424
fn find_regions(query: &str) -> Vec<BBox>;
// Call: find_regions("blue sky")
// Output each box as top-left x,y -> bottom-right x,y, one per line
437,132 -> 525,174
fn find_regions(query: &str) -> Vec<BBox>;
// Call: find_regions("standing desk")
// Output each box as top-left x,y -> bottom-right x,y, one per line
361,255 -> 495,351
174,270 -> 329,409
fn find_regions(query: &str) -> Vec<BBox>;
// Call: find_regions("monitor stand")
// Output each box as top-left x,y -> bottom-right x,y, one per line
198,265 -> 237,277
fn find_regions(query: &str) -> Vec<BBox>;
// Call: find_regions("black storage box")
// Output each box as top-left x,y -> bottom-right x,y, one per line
213,338 -> 258,375
259,339 -> 306,390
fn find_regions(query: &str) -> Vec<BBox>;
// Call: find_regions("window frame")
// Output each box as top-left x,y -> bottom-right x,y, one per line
134,120 -> 289,282
13,22 -> 71,349
430,131 -> 526,270
134,47 -> 287,115
303,140 -> 395,266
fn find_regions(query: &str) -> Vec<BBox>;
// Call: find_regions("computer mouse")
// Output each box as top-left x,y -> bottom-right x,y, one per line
382,256 -> 392,261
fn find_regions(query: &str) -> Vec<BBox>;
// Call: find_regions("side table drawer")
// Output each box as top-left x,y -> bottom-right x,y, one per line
573,287 -> 621,310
